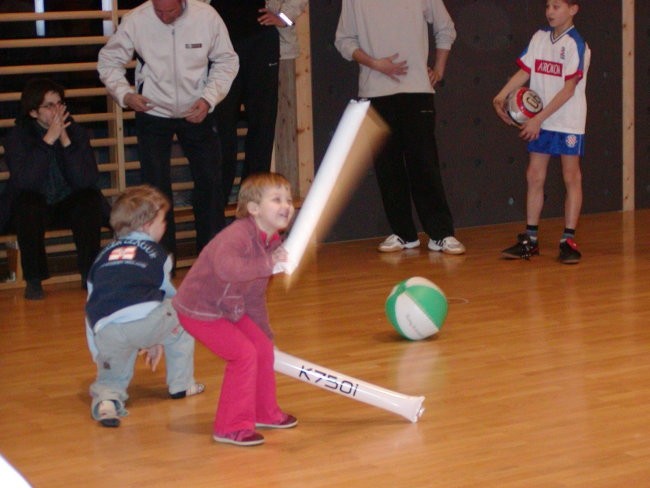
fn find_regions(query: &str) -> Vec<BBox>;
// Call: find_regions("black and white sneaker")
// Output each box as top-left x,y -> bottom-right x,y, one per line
377,234 -> 420,253
97,400 -> 120,428
558,238 -> 581,264
501,233 -> 539,260
170,382 -> 205,399
427,236 -> 466,255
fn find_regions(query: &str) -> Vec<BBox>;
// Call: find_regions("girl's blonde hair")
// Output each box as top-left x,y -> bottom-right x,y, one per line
235,172 -> 292,218
110,185 -> 170,237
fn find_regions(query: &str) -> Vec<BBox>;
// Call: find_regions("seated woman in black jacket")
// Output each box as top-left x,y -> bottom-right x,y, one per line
1,78 -> 106,300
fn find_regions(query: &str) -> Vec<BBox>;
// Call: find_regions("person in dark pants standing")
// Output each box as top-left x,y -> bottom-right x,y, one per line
2,78 -> 105,300
335,0 -> 465,256
212,0 -> 298,204
98,0 -> 239,258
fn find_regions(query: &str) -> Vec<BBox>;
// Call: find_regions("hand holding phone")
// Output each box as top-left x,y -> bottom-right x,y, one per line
278,12 -> 293,26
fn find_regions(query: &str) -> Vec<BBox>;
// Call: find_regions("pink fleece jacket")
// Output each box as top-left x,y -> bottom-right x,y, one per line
172,216 -> 281,338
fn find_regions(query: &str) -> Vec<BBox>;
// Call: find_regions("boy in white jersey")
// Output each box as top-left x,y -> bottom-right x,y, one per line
493,0 -> 590,264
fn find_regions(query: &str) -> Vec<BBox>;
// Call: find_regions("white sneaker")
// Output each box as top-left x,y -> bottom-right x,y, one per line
378,234 -> 420,253
170,382 -> 206,399
98,400 -> 120,428
428,236 -> 466,255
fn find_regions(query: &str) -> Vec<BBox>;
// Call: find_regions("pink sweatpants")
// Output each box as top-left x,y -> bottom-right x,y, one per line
177,313 -> 283,436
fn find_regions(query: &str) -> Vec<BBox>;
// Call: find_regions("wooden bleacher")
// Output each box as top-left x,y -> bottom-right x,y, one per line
0,4 -> 313,290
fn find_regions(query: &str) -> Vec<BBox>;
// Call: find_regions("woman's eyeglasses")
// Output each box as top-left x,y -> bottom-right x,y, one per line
39,100 -> 65,110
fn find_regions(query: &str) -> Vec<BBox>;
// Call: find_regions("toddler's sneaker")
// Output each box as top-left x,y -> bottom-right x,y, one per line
170,382 -> 205,399
501,233 -> 539,260
428,236 -> 466,255
558,238 -> 581,264
213,429 -> 265,447
97,400 -> 120,428
378,234 -> 420,253
255,413 -> 298,429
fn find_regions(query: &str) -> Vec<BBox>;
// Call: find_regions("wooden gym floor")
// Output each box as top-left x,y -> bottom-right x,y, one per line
1,210 -> 650,487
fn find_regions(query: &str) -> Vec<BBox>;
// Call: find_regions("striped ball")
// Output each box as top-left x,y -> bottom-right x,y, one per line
385,277 -> 448,340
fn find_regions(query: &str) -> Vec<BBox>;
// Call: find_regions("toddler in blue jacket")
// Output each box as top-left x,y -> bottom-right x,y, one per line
85,185 -> 204,427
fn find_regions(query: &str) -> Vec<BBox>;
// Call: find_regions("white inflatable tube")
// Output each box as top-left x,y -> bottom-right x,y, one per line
274,349 -> 425,423
273,99 -> 374,275
0,455 -> 31,488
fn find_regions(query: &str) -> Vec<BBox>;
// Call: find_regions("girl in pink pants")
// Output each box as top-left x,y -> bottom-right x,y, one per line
173,173 -> 298,446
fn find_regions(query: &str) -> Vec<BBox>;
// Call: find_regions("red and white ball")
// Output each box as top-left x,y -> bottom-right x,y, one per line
507,87 -> 543,125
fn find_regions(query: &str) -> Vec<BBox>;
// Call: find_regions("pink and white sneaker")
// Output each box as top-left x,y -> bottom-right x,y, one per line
255,413 -> 298,429
213,429 -> 265,447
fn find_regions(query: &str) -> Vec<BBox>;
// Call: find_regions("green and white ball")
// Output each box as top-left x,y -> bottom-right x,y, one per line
385,277 -> 448,340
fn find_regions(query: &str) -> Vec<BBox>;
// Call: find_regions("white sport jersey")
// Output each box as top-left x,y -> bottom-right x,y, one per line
518,25 -> 590,134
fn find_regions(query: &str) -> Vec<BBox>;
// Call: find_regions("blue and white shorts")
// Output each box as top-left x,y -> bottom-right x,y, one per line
527,129 -> 585,157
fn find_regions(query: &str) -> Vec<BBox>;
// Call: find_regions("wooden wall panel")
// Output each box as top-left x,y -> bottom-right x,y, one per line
634,0 -> 650,208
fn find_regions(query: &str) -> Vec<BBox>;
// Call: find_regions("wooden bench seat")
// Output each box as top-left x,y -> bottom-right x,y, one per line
0,204 -> 239,290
